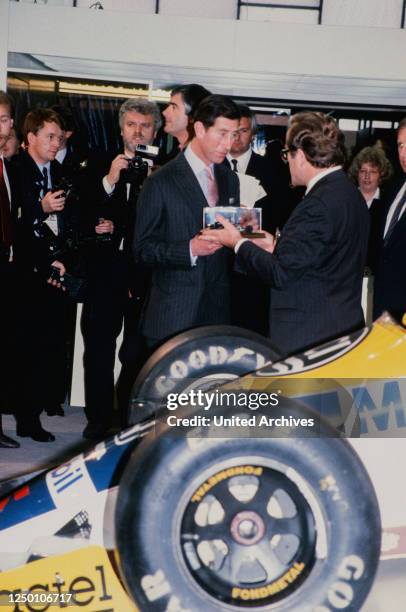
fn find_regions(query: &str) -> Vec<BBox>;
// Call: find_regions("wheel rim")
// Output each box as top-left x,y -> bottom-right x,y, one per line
179,462 -> 316,607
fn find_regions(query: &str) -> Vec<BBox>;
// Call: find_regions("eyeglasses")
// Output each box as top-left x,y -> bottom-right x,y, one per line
280,147 -> 295,163
359,169 -> 379,177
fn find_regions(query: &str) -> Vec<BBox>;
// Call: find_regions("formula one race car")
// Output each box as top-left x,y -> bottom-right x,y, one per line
0,313 -> 405,611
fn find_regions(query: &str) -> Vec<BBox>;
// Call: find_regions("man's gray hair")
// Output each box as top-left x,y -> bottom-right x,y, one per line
119,97 -> 162,131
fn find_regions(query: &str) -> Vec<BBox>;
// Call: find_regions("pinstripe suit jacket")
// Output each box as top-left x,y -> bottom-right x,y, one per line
236,169 -> 369,356
133,152 -> 239,341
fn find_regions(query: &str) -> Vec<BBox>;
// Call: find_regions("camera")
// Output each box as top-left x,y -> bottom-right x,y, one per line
122,144 -> 159,186
51,176 -> 75,199
135,144 -> 159,157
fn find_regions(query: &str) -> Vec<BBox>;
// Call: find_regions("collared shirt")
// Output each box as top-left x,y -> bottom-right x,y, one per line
362,187 -> 380,209
305,165 -> 342,195
36,161 -> 52,192
384,180 -> 406,237
184,144 -> 216,202
184,145 -> 218,265
56,147 -> 67,165
36,161 -> 58,235
226,147 -> 252,175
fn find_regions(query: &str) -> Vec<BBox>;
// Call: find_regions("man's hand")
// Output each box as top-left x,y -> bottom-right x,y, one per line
47,261 -> 66,290
251,231 -> 276,253
41,190 -> 65,214
201,214 -> 242,249
190,234 -> 223,257
106,154 -> 129,187
95,218 -> 114,234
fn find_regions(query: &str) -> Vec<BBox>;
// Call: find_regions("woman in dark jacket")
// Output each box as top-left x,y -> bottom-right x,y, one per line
348,145 -> 393,270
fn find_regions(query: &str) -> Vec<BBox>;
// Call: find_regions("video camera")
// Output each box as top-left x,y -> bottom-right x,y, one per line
122,144 -> 159,186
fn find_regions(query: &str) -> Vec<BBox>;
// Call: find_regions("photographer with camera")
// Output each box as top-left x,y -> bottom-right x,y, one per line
12,109 -> 79,441
81,97 -> 161,438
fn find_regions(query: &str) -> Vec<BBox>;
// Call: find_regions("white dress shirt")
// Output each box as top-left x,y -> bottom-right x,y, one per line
362,187 -> 380,209
226,147 -> 252,175
184,144 -> 216,201
56,147 -> 67,164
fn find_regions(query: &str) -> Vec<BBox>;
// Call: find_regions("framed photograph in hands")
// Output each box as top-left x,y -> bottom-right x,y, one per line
203,206 -> 264,237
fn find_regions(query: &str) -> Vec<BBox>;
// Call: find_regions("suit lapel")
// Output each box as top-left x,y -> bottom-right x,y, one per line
245,150 -> 257,176
384,209 -> 406,251
215,164 -> 233,206
382,176 -> 406,250
172,153 -> 208,211
23,151 -> 43,188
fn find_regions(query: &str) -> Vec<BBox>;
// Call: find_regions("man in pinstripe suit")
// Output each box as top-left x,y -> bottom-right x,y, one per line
134,95 -> 241,348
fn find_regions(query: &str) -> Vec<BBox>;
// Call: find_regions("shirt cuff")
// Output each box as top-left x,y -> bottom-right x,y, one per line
190,242 -> 198,266
234,238 -> 249,254
102,176 -> 115,195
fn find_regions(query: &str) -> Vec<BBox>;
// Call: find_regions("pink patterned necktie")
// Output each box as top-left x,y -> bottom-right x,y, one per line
205,165 -> 218,207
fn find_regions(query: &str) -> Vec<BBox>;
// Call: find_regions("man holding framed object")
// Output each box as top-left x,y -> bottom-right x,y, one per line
203,112 -> 369,357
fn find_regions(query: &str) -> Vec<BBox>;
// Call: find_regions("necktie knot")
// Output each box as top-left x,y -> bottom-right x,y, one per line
231,158 -> 238,172
205,165 -> 218,207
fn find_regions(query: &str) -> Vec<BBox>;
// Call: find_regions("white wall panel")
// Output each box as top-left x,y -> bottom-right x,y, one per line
159,0 -> 236,20
232,19 -> 406,80
322,0 -> 404,28
0,1 -> 9,90
240,7 -> 318,25
76,0 -> 156,12
241,0 -> 318,5
6,2 -> 406,106
8,5 -> 236,71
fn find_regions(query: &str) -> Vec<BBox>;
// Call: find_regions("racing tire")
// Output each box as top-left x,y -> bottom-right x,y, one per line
128,325 -> 280,425
116,405 -> 381,612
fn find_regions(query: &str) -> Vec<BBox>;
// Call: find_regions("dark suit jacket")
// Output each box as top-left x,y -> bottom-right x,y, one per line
85,151 -> 151,299
13,151 -> 94,278
13,151 -> 65,274
236,169 -> 369,356
1,158 -> 20,264
134,152 -> 239,341
373,175 -> 406,319
366,187 -> 388,272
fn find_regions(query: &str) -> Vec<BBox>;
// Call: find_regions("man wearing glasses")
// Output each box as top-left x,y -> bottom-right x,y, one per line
203,112 -> 369,357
